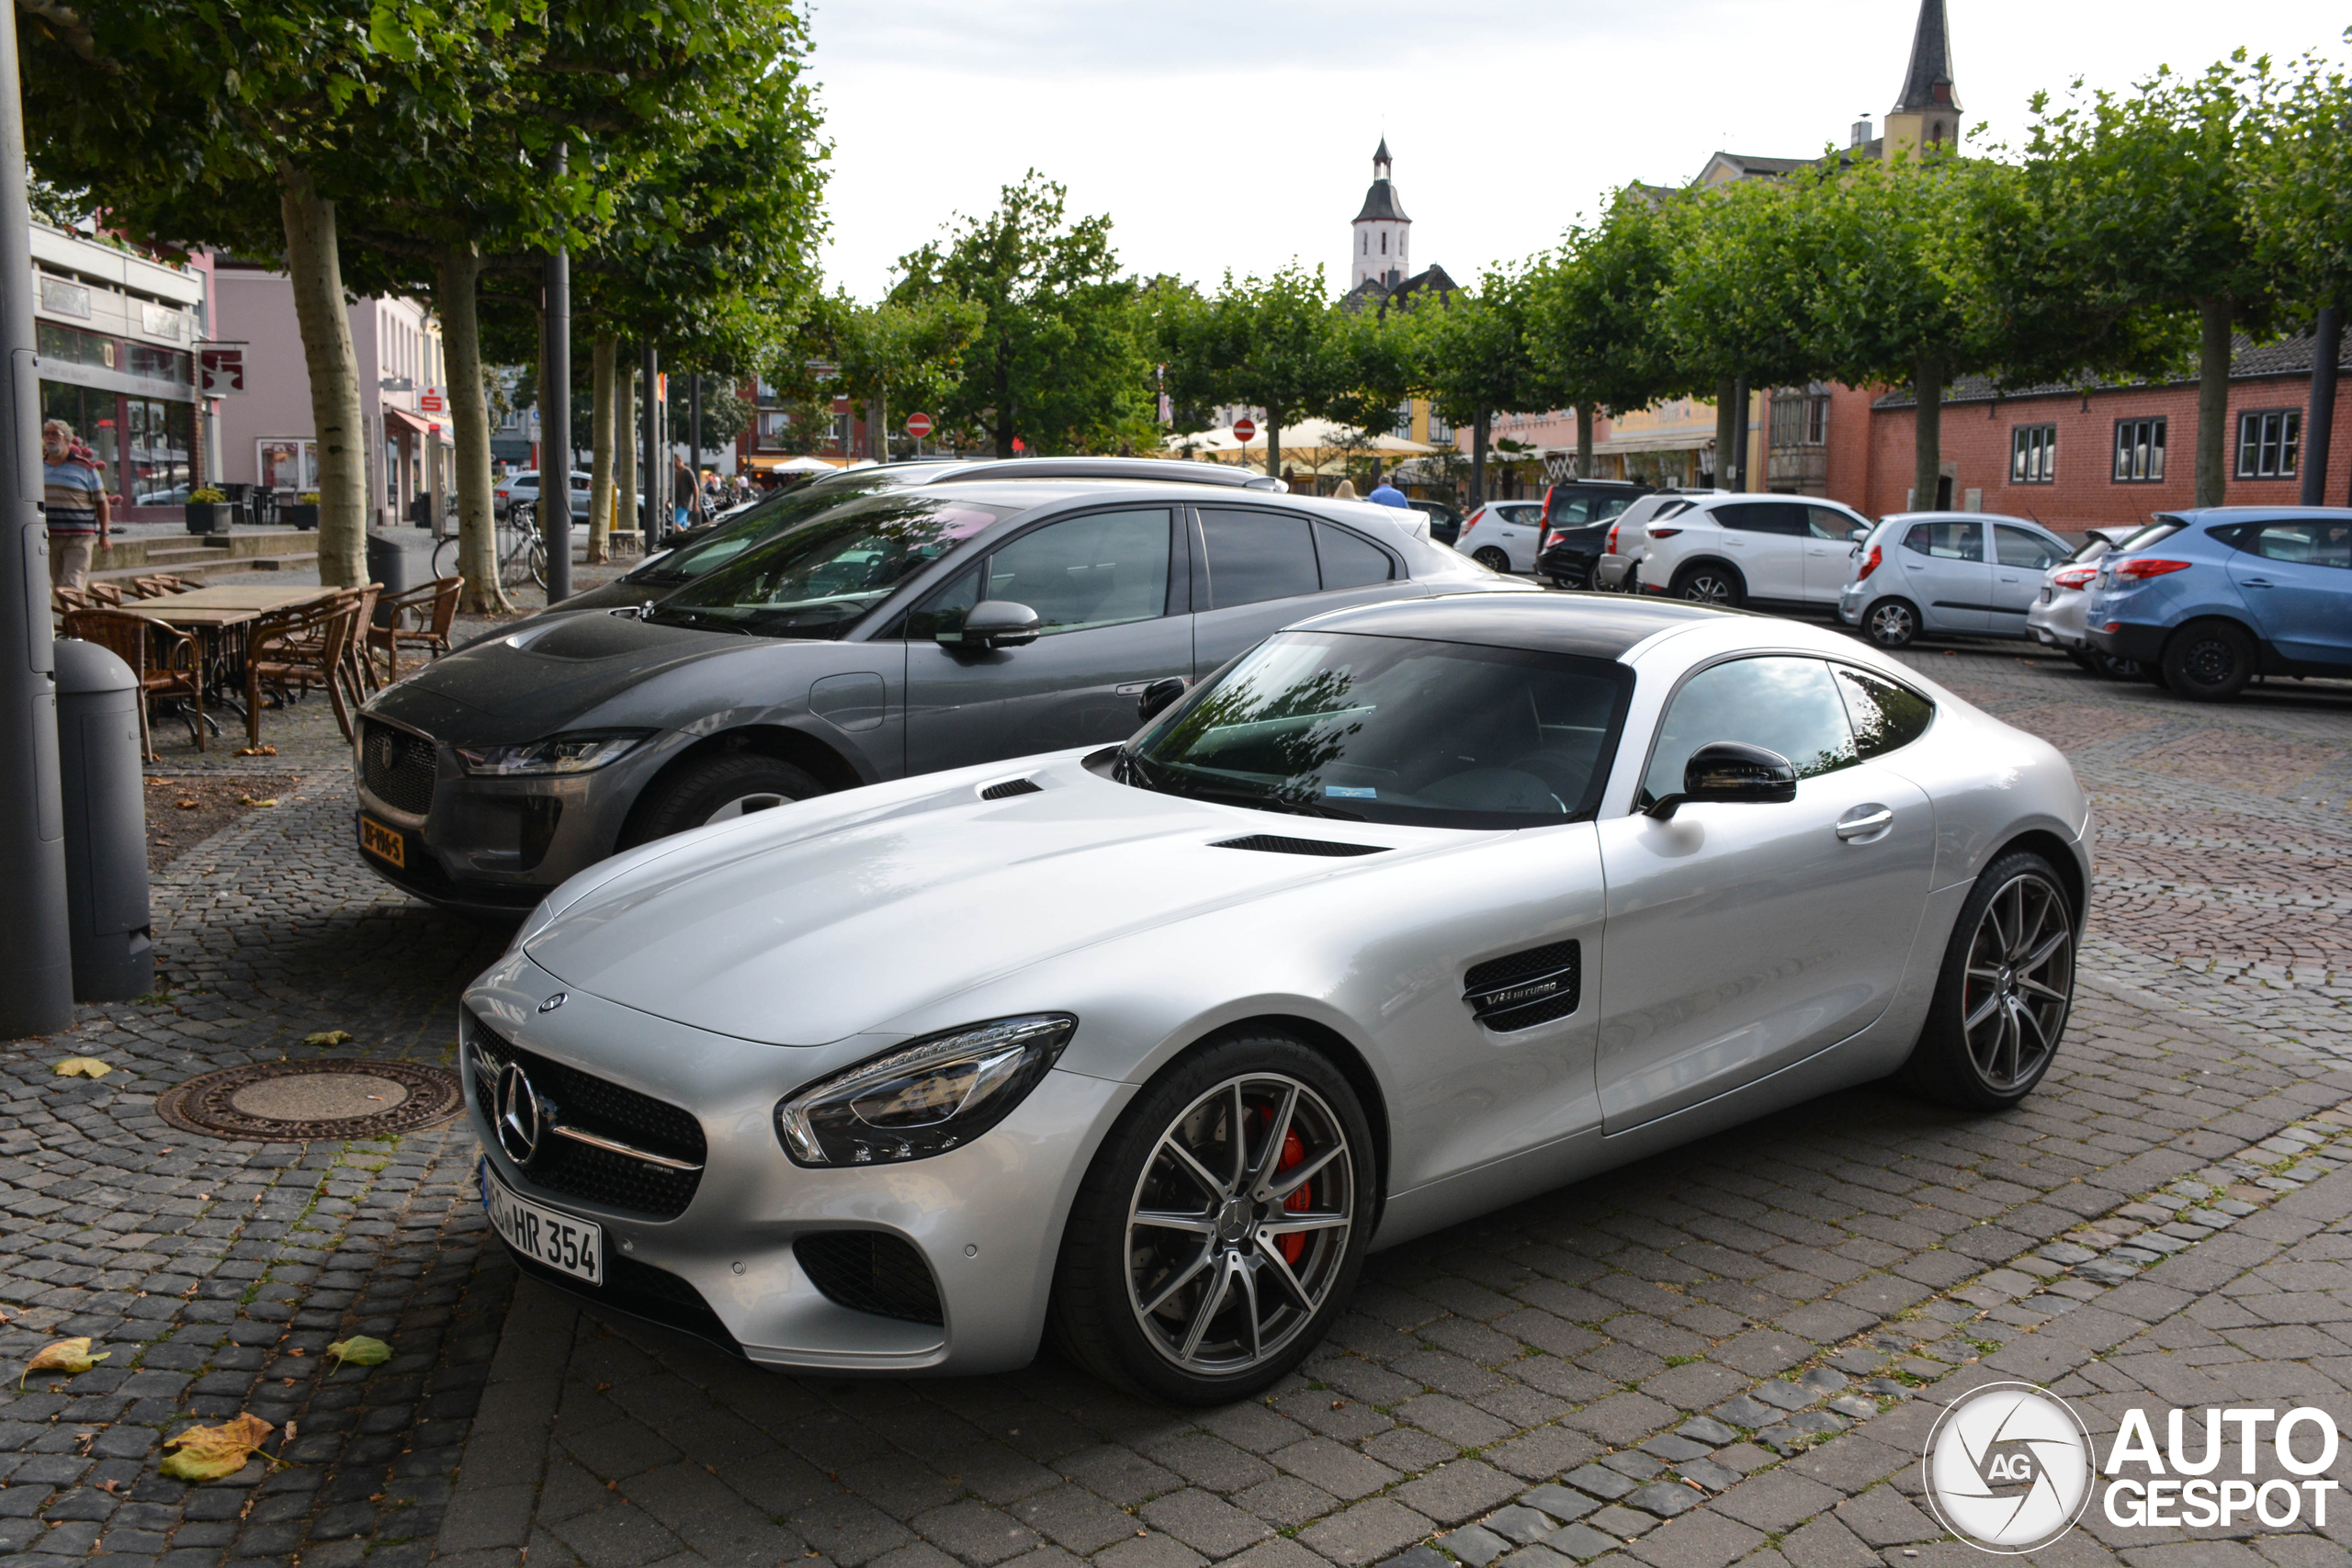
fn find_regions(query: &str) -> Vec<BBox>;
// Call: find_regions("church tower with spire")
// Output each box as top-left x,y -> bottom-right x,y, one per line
1882,0 -> 1961,155
1351,140 -> 1411,291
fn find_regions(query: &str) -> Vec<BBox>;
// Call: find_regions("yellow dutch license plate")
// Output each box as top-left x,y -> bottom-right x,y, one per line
358,816 -> 406,869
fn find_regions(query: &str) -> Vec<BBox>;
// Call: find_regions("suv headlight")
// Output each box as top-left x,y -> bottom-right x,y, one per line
455,731 -> 650,776
775,1014 -> 1075,1167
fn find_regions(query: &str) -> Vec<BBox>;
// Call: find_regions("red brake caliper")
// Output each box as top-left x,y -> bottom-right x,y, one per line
1275,1128 -> 1310,1264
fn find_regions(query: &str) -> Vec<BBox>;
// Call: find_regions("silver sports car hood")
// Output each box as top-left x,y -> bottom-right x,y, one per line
520,760 -> 1426,1045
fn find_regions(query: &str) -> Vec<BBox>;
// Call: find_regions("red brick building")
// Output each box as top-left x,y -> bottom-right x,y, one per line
1844,335 -> 2352,531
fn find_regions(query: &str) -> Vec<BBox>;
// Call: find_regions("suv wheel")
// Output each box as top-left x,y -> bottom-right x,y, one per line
1863,599 -> 1919,649
1670,563 -> 1744,607
1472,547 -> 1512,574
2160,620 -> 2255,701
621,754 -> 826,847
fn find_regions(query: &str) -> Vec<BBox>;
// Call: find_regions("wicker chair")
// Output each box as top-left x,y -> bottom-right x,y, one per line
128,573 -> 198,598
343,581 -> 383,697
51,584 -> 95,616
62,608 -> 205,761
366,574 -> 462,680
85,580 -> 127,607
243,594 -> 361,749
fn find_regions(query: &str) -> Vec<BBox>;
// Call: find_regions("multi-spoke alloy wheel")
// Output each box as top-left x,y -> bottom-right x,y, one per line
1051,1033 -> 1372,1403
1902,852 -> 2076,1110
1958,872 -> 2073,1093
1125,1074 -> 1352,1377
1672,566 -> 1742,606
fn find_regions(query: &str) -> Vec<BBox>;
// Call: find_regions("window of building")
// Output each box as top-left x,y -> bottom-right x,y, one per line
831,411 -> 853,450
2235,409 -> 2300,479
127,397 -> 192,504
40,381 -> 119,485
1805,395 -> 1828,446
258,438 -> 318,493
1428,412 -> 1452,443
2113,417 -> 2165,483
2011,423 -> 2056,484
38,321 -> 114,369
126,344 -> 191,384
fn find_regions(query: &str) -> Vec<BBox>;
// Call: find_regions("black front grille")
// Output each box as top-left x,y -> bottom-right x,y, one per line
503,1239 -> 742,1356
979,777 -> 1042,800
361,719 -> 437,815
1212,834 -> 1387,858
1464,940 -> 1582,1032
469,1015 -> 707,1219
795,1232 -> 944,1325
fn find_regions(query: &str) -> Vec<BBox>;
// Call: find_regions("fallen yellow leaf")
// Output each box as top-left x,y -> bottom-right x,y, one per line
21,1337 -> 106,1388
160,1414 -> 275,1482
237,796 -> 278,808
174,799 -> 200,810
326,1336 -> 391,1370
302,1031 -> 353,1047
52,1057 -> 111,1079
235,745 -> 278,757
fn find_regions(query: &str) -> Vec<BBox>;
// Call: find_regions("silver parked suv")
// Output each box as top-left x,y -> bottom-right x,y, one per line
1837,512 -> 2072,649
355,478 -> 1523,914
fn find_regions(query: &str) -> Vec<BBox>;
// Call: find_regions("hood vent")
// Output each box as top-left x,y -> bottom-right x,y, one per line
1464,940 -> 1581,1032
1212,834 -> 1387,858
979,777 -> 1042,800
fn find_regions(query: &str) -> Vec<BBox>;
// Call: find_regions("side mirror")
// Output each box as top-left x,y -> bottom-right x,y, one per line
1646,741 -> 1798,819
1849,527 -> 1871,544
948,600 -> 1040,650
1137,676 -> 1187,723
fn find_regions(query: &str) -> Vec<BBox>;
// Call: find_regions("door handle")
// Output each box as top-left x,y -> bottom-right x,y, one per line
1836,806 -> 1894,840
2242,577 -> 2273,589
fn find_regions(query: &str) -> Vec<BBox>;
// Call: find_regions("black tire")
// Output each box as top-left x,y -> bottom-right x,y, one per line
619,754 -> 825,848
2088,649 -> 2143,682
2160,620 -> 2255,701
1899,851 -> 2075,1111
1670,561 -> 1744,607
2064,648 -> 2095,671
1862,597 -> 1919,649
1473,547 -> 1512,574
1049,1030 -> 1376,1404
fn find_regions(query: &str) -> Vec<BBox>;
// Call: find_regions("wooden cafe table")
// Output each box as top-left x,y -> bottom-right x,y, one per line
131,584 -> 330,731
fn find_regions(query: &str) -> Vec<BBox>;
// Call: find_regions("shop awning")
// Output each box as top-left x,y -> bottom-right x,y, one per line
1591,429 -> 1715,456
381,405 -> 453,444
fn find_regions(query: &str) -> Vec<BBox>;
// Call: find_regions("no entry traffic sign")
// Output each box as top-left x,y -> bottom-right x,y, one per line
905,412 -> 933,438
1232,417 -> 1256,442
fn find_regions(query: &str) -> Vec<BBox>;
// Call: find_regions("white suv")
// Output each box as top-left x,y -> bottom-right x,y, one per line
1634,494 -> 1873,610
1594,491 -> 1724,592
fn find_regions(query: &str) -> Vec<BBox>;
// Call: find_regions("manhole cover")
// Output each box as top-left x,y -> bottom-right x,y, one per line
157,1059 -> 464,1143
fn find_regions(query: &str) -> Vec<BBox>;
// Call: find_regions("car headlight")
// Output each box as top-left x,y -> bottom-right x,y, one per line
775,1014 -> 1075,1167
455,731 -> 651,776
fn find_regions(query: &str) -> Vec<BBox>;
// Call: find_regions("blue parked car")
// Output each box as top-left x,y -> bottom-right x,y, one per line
2085,508 -> 2352,700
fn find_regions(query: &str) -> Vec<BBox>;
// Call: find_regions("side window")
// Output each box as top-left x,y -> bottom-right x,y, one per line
1201,509 -> 1320,608
984,509 -> 1171,634
2247,520 -> 2352,570
1313,523 -> 1394,590
1714,502 -> 1806,536
1994,525 -> 2066,570
1901,521 -> 1983,561
1806,506 -> 1862,542
903,565 -> 979,640
1834,667 -> 1935,758
1551,497 -> 1594,526
1594,496 -> 1637,523
1641,657 -> 1857,803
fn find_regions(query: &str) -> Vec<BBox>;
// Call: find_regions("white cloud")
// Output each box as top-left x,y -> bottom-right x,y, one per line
807,0 -> 2352,300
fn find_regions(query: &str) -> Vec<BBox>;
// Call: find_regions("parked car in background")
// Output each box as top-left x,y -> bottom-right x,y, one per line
2027,525 -> 2150,679
1837,513 -> 2072,649
356,479 -> 1526,914
1634,493 -> 1873,611
1534,487 -> 1651,589
1454,501 -> 1547,573
1407,497 -> 1463,547
1592,492 -> 1713,592
2085,508 -> 2352,700
464,593 -> 2087,1398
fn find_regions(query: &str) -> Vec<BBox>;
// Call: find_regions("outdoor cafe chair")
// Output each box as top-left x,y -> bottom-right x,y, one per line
243,593 -> 361,749
365,574 -> 461,679
62,607 -> 205,761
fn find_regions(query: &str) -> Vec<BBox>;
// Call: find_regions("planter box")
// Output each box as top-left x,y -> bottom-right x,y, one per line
184,502 -> 230,535
282,503 -> 319,532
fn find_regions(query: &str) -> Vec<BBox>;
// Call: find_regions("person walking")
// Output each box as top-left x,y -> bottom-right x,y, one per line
1367,476 -> 1408,509
671,453 -> 700,532
43,419 -> 108,591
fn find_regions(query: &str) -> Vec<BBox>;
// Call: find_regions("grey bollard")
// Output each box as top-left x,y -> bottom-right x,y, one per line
53,638 -> 154,1002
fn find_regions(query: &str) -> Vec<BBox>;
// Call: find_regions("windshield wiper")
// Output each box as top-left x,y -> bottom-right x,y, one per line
1159,776 -> 1363,820
646,609 -> 751,636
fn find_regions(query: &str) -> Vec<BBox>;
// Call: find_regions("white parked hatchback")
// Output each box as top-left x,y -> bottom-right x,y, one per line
1453,501 -> 1547,574
1633,494 -> 1874,611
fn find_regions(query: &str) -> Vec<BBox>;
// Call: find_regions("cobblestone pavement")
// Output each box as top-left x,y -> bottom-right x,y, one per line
1,637 -> 2347,1568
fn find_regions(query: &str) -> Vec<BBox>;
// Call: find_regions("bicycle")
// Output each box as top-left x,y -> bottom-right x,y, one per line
432,502 -> 547,589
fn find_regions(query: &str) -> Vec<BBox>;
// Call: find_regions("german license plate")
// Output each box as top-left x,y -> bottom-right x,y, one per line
482,1166 -> 603,1283
358,815 -> 406,869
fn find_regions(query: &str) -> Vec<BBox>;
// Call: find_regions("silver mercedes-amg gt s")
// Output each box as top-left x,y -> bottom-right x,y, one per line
460,594 -> 2090,1404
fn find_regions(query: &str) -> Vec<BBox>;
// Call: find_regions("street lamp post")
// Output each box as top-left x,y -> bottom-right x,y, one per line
0,0 -> 75,1037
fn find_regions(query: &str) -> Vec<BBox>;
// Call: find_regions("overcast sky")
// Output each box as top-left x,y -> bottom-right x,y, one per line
806,1 -> 2352,303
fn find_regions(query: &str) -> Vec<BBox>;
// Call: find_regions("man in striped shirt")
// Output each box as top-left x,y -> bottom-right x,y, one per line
43,418 -> 108,591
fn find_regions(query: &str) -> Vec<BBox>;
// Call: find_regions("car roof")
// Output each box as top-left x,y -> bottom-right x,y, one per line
1295,592 -> 1724,660
938,457 -> 1280,490
2158,505 -> 2352,520
1876,510 -> 2047,529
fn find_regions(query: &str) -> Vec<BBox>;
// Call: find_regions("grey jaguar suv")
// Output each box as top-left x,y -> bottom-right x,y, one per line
355,477 -> 1521,914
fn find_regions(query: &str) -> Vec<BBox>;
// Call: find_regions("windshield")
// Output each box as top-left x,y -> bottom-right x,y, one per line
645,492 -> 1012,639
624,472 -> 917,584
1125,631 -> 1633,829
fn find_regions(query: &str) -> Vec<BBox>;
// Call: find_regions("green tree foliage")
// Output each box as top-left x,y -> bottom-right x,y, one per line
1399,264 -> 1554,507
1532,189 -> 1689,478
2015,56 -> 2278,504
895,173 -> 1151,457
1161,262 -> 1352,480
826,291 -> 986,458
